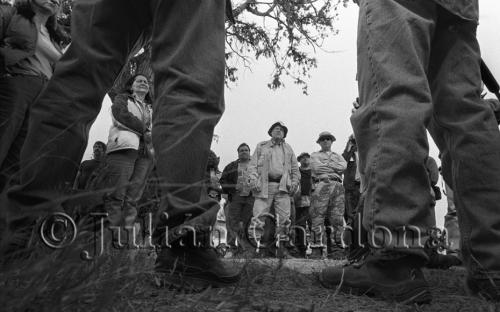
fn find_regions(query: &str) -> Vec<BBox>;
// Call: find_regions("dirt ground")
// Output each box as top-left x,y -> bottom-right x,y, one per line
3,250 -> 500,312
119,257 -> 499,312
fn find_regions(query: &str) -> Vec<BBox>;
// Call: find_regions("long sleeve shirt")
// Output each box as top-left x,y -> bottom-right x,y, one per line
248,140 -> 300,199
268,143 -> 286,179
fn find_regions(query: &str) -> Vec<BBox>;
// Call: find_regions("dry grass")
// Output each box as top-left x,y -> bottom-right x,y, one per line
3,242 -> 499,312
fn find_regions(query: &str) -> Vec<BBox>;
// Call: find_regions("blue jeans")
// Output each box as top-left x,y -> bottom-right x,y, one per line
443,182 -> 460,253
354,0 -> 500,280
224,193 -> 254,250
0,75 -> 48,192
102,150 -> 152,227
2,0 -> 226,246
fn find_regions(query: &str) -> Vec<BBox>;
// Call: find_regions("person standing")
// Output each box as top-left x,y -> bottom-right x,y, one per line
293,152 -> 312,257
220,143 -> 255,256
1,0 -> 240,290
0,0 -> 66,192
73,141 -> 106,190
342,134 -> 360,226
320,0 -> 500,304
100,74 -> 153,233
248,121 -> 300,257
309,131 -> 347,259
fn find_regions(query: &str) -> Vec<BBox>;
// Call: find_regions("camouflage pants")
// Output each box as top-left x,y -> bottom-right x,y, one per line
309,180 -> 345,246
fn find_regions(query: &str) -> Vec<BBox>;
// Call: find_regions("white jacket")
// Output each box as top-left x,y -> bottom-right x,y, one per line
106,93 -> 152,154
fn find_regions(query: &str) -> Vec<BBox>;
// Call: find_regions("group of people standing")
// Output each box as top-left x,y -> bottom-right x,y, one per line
219,122 -> 351,260
2,0 -> 500,305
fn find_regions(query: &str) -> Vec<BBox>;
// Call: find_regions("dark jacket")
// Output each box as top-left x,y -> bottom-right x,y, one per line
342,137 -> 359,191
299,167 -> 312,196
0,4 -> 65,73
220,159 -> 239,201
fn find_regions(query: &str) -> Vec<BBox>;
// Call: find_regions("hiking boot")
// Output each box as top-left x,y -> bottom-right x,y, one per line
154,246 -> 241,292
319,253 -> 431,304
466,276 -> 500,301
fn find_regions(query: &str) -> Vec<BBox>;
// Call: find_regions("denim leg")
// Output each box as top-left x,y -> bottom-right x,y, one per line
148,0 -> 226,233
103,151 -> 137,227
344,186 -> 360,221
353,0 -> 437,258
3,0 -> 152,222
427,8 -> 500,279
0,76 -> 46,192
239,196 -> 255,250
293,206 -> 309,249
123,155 -> 152,227
443,182 -> 460,253
224,195 -> 243,247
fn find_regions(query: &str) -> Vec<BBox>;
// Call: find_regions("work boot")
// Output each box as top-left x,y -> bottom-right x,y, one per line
319,253 -> 431,304
155,246 -> 241,292
466,276 -> 500,302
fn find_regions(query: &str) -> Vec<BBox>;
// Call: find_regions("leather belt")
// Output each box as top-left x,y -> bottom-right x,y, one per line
313,177 -> 342,183
268,176 -> 282,183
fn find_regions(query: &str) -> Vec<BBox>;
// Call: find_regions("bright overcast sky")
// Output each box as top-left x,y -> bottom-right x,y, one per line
85,0 -> 500,227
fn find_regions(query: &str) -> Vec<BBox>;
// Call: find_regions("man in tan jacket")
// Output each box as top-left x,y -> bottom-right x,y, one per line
248,121 -> 300,256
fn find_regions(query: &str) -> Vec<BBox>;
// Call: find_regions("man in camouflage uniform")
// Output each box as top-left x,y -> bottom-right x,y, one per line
309,131 -> 346,258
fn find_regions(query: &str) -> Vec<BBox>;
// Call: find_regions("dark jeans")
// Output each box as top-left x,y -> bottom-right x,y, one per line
292,206 -> 309,250
101,150 -> 152,227
355,0 -> 500,279
2,0 -> 226,246
224,193 -> 254,250
0,75 -> 47,192
344,185 -> 360,221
